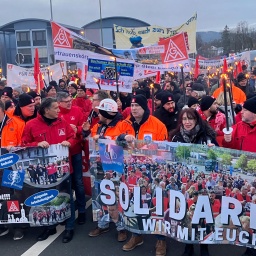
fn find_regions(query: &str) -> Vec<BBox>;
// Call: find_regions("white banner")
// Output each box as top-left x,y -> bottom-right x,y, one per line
190,51 -> 251,69
7,62 -> 67,89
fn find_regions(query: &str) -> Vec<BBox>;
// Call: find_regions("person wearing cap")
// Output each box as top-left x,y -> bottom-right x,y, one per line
58,79 -> 67,91
187,96 -> 199,109
177,84 -> 193,109
1,87 -> 13,103
82,98 -> 123,141
5,100 -> 15,113
154,92 -> 180,140
121,89 -> 152,119
154,91 -> 165,110
46,85 -> 57,98
21,97 -> 77,243
68,82 -> 78,98
223,96 -> 256,152
117,94 -> 168,255
56,92 -> 86,224
27,91 -> 41,109
13,93 -> 37,122
235,72 -> 254,98
198,96 -> 226,146
87,90 -> 110,128
72,85 -> 92,120
191,83 -> 206,100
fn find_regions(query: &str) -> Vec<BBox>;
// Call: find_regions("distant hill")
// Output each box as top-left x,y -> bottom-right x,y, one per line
197,31 -> 221,43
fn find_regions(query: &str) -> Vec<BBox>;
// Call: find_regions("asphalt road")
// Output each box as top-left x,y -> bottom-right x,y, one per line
0,196 -> 250,256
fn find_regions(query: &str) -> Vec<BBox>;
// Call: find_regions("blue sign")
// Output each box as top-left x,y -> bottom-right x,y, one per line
0,153 -> 19,168
24,189 -> 59,207
99,143 -> 124,173
1,169 -> 25,190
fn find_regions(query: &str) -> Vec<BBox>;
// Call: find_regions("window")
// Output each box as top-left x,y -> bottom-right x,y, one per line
16,31 -> 30,47
17,48 -> 32,64
32,30 -> 47,46
37,47 -> 48,63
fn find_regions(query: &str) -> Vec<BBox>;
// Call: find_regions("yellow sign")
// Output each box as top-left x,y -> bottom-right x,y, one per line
114,13 -> 197,54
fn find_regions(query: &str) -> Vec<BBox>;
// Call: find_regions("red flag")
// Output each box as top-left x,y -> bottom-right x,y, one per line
158,33 -> 188,64
194,56 -> 199,79
34,48 -> 44,93
155,71 -> 161,84
237,61 -> 243,74
222,58 -> 228,74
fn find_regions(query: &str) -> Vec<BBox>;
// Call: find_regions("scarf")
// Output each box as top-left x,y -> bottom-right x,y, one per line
180,124 -> 200,143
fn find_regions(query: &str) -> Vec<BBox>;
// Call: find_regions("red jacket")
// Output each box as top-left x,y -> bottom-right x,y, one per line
58,105 -> 85,155
21,115 -> 76,148
72,97 -> 92,120
222,121 -> 256,152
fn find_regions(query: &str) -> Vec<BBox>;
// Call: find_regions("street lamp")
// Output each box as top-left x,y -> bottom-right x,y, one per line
99,0 -> 104,46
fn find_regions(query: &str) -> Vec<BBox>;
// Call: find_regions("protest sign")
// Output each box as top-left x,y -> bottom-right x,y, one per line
113,13 -> 197,54
6,62 -> 67,89
86,57 -> 134,92
90,139 -> 256,249
0,145 -> 71,227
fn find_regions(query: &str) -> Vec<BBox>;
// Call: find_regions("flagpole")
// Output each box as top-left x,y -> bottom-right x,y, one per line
50,0 -> 53,20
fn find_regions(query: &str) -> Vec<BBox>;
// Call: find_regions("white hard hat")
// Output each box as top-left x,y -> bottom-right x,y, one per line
96,98 -> 118,112
1,77 -> 6,81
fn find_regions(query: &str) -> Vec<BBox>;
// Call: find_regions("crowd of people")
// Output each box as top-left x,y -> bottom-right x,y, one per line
0,64 -> 255,256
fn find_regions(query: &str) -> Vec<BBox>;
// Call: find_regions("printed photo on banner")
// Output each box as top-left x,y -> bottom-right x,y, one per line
113,13 -> 197,54
90,139 -> 256,249
10,144 -> 70,188
86,57 -> 134,92
0,144 -> 71,227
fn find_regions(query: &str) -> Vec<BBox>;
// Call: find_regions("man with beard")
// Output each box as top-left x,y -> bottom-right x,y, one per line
154,91 -> 165,111
198,96 -> 226,146
28,91 -> 41,110
235,72 -> 254,98
154,92 -> 179,140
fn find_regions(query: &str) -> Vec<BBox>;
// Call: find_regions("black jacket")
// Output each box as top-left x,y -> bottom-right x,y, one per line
172,128 -> 218,146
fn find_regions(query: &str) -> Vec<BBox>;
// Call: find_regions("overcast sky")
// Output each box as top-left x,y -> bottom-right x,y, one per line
1,0 -> 255,31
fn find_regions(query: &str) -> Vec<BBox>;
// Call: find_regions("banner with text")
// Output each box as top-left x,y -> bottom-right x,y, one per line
86,57 -> 134,92
114,13 -> 197,54
7,62 -> 67,90
90,139 -> 256,248
0,145 -> 71,227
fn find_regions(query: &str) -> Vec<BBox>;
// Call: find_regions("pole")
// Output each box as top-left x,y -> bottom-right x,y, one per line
222,78 -> 230,131
151,84 -> 155,113
114,57 -> 119,99
99,0 -> 104,46
228,87 -> 236,125
180,65 -> 185,104
50,0 -> 53,20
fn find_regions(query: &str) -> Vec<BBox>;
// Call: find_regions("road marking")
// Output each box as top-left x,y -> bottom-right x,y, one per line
21,198 -> 92,256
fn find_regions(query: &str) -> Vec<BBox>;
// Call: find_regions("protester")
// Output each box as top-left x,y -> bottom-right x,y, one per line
198,96 -> 226,145
57,92 -> 87,225
68,82 -> 78,98
21,98 -> 76,243
117,94 -> 168,256
45,85 -> 57,98
83,98 -> 123,141
87,90 -> 110,127
72,85 -> 92,120
223,96 -> 256,152
27,91 -> 41,109
235,73 -> 254,98
154,92 -> 180,140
